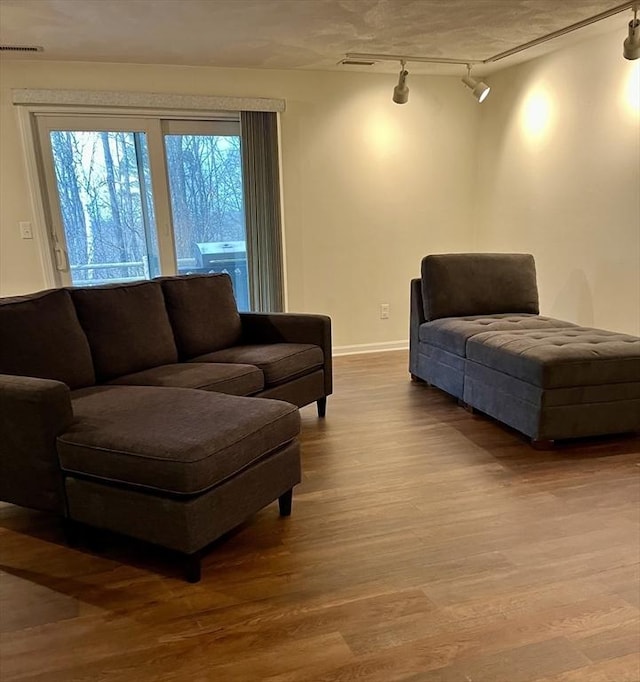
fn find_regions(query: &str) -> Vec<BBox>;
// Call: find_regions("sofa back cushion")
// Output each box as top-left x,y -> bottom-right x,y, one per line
0,288 -> 95,388
160,274 -> 242,358
421,253 -> 540,321
70,281 -> 178,381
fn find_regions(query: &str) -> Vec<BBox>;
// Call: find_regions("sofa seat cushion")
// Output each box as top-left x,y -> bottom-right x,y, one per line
59,386 -> 300,495
70,281 -> 178,381
107,363 -> 263,396
467,327 -> 640,388
419,314 -> 576,357
191,344 -> 324,387
160,274 -> 242,358
0,289 -> 95,388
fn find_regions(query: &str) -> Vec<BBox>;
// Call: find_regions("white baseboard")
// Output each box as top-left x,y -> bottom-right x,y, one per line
333,340 -> 408,357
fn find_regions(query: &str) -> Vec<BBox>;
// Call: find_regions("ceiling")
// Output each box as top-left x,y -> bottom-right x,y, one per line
0,0 -> 632,75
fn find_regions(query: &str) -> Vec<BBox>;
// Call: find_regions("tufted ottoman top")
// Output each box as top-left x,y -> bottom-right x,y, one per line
419,314 -> 575,356
466,327 -> 640,388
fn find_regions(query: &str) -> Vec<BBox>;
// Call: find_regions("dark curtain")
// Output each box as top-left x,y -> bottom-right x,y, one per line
240,111 -> 284,312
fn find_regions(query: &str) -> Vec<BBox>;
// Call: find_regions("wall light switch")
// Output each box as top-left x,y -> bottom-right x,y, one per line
19,221 -> 33,239
380,303 -> 390,319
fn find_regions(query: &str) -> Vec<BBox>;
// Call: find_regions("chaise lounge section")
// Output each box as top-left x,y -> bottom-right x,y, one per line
0,273 -> 332,580
410,253 -> 640,445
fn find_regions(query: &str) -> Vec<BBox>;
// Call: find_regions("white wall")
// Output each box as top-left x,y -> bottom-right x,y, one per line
475,30 -> 640,335
1,27 -> 638,346
0,60 -> 478,349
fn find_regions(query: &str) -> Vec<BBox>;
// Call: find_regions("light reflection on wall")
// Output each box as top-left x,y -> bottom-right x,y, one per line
363,110 -> 402,159
520,87 -> 554,143
623,61 -> 640,115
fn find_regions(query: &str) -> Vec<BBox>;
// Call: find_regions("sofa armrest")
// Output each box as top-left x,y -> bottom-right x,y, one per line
240,313 -> 332,395
0,374 -> 73,514
409,278 -> 425,376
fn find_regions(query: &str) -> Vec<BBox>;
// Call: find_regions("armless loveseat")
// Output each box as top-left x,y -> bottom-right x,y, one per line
0,273 -> 332,580
410,254 -> 640,445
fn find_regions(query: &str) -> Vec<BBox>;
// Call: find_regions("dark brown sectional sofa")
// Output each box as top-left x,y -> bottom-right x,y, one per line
410,254 -> 640,445
0,273 -> 332,580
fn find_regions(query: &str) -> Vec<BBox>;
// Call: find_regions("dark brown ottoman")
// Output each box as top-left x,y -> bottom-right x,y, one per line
58,385 -> 301,581
463,327 -> 640,443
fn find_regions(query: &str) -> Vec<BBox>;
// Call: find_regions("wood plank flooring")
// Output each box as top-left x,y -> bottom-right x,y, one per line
1,350 -> 639,681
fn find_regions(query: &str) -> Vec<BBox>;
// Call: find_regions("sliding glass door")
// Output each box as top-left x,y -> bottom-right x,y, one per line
36,115 -> 250,310
163,120 -> 249,310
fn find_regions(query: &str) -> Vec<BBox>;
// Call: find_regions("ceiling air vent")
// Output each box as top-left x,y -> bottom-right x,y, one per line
338,58 -> 376,66
0,45 -> 44,52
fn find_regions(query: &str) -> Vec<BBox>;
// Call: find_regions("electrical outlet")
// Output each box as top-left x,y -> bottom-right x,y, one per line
19,222 -> 33,239
380,303 -> 390,319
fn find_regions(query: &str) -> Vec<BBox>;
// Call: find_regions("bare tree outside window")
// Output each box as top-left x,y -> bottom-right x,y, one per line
50,130 -> 156,284
49,127 -> 249,308
165,134 -> 249,308
165,134 -> 244,258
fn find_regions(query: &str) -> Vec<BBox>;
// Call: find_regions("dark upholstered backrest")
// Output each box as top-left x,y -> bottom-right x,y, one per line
0,289 -> 95,388
421,253 -> 539,321
70,281 -> 178,381
160,273 -> 242,358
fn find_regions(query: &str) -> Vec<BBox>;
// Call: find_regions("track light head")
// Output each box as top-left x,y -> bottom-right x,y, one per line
462,65 -> 491,103
393,61 -> 409,104
623,7 -> 640,60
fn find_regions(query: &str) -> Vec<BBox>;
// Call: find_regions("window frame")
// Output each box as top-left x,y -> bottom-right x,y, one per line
13,91 -> 285,304
34,114 -> 246,289
35,114 -> 177,286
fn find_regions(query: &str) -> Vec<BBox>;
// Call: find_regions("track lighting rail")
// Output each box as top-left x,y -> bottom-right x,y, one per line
344,1 -> 636,68
486,1 -> 635,62
344,53 -> 481,67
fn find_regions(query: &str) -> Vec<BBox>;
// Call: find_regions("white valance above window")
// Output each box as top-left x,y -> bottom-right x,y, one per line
12,88 -> 286,113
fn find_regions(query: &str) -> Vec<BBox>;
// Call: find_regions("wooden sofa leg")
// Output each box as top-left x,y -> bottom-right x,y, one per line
62,519 -> 106,552
457,399 -> 477,414
532,439 -> 555,451
62,518 -> 82,548
184,551 -> 202,583
317,397 -> 327,418
279,489 -> 293,517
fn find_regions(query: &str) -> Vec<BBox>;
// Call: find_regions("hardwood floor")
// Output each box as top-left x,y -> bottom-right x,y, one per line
1,350 -> 639,682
